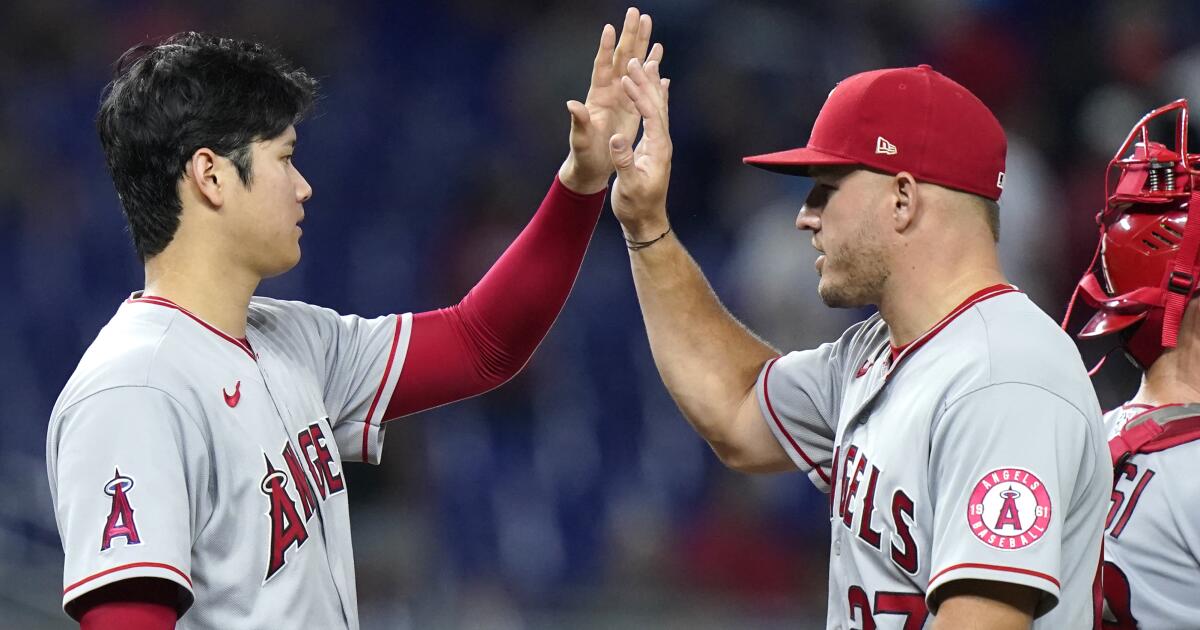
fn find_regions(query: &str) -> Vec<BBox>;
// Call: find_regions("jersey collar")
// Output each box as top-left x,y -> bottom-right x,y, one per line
126,292 -> 256,360
884,283 -> 1019,377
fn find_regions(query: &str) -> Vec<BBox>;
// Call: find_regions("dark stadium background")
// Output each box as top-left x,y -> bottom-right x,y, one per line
2,0 -> 1192,627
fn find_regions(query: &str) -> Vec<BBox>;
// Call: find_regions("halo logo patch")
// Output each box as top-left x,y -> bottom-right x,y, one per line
966,467 -> 1051,551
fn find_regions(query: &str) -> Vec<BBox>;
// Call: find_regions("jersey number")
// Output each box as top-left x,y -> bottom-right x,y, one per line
1106,463 -> 1155,539
847,586 -> 928,630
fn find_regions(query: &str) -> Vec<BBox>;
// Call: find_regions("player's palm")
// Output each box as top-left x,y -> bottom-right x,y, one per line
610,58 -> 672,237
564,8 -> 660,189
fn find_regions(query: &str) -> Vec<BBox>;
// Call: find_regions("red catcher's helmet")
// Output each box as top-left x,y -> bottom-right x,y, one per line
1064,99 -> 1200,370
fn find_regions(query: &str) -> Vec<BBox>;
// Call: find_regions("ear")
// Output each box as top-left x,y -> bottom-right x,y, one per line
891,171 -> 919,233
183,148 -> 225,208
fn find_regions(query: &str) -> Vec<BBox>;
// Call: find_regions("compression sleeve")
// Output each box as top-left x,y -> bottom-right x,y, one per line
384,175 -> 606,418
80,600 -> 176,630
75,578 -> 179,629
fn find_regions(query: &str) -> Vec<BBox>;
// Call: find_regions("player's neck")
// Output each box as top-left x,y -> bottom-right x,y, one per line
143,245 -> 260,339
1131,309 -> 1200,407
878,253 -> 1008,348
1132,361 -> 1200,407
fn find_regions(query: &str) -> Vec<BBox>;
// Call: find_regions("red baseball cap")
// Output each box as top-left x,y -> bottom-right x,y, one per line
743,65 -> 1007,201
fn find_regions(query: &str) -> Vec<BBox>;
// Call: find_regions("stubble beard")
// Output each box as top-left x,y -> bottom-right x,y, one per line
816,231 -> 889,309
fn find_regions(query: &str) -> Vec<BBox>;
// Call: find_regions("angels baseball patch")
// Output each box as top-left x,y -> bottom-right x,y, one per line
966,467 -> 1052,551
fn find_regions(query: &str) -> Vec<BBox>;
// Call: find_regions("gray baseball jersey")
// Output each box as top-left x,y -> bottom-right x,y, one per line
46,293 -> 412,629
1100,403 -> 1200,629
757,284 -> 1109,628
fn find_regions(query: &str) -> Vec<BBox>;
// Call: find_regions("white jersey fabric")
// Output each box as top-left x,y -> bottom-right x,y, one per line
47,293 -> 412,629
1101,403 -> 1200,630
757,285 -> 1108,629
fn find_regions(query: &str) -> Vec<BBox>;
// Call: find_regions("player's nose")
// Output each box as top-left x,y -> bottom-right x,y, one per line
295,169 -> 313,203
796,205 -> 820,232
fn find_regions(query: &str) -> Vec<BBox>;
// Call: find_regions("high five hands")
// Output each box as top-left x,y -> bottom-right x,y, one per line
559,8 -> 663,195
610,54 -> 672,243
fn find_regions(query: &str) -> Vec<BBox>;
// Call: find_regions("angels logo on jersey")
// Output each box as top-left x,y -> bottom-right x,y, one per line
259,420 -> 346,582
100,468 -> 141,551
967,467 -> 1052,550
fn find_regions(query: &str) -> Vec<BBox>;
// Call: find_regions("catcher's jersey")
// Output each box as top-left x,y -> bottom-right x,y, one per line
757,284 -> 1108,628
1100,403 -> 1200,630
46,294 -> 412,629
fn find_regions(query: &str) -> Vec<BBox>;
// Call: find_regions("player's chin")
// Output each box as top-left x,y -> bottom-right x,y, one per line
262,247 -> 302,279
817,277 -> 865,309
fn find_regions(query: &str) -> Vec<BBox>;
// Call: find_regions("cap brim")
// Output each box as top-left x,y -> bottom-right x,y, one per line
742,147 -> 860,176
1078,310 -> 1148,338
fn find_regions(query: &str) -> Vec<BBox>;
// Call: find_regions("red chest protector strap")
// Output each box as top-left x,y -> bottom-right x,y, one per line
1109,403 -> 1200,466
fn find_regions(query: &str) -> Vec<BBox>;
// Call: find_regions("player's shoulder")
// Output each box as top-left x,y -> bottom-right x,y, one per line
56,300 -> 174,399
966,290 -> 1091,387
246,295 -> 345,337
51,299 -> 201,424
928,289 -> 1099,417
248,295 -> 328,323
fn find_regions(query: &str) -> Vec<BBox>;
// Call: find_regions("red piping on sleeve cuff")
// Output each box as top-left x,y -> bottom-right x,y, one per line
928,562 -> 1061,590
361,315 -> 406,463
65,562 -> 192,597
927,561 -> 1062,615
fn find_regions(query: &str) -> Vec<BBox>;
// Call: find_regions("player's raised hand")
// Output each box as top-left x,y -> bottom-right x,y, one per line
558,7 -> 662,194
610,57 -> 672,242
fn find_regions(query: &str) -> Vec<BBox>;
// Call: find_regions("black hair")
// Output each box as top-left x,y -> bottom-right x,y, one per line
96,32 -> 317,261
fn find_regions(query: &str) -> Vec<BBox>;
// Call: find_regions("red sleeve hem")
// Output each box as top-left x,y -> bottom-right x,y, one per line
65,562 -> 192,596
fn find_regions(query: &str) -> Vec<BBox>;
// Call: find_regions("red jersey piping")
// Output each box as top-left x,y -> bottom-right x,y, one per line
361,318 -> 403,462
64,562 -> 192,596
762,356 -> 832,485
928,562 -> 1060,590
127,294 -> 256,360
886,284 -> 1018,376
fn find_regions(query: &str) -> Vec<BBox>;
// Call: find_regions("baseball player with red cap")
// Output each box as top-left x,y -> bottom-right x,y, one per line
47,10 -> 661,630
609,61 -> 1108,627
1064,99 -> 1200,629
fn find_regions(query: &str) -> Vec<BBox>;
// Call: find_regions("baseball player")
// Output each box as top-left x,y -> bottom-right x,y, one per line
609,61 -> 1109,627
47,11 -> 662,630
1065,99 -> 1200,629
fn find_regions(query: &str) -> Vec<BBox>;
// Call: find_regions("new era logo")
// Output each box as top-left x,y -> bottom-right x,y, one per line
875,136 -> 897,155
996,172 -> 1006,190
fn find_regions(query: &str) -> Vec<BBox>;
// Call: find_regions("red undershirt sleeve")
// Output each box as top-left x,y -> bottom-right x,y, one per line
80,600 -> 176,630
74,578 -> 180,630
384,175 -> 606,419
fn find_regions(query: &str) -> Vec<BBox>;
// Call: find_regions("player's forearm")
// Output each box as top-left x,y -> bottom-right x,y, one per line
449,174 -> 605,373
627,230 -> 779,449
387,175 -> 605,416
